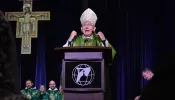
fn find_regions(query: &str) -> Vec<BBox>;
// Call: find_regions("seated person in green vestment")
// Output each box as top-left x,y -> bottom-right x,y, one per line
0,10 -> 28,100
39,85 -> 49,100
21,80 -> 40,100
47,80 -> 62,100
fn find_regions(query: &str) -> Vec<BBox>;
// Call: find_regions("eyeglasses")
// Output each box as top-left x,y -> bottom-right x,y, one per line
82,24 -> 94,27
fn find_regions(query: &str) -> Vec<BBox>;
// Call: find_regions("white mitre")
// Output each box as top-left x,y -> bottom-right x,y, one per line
80,8 -> 98,25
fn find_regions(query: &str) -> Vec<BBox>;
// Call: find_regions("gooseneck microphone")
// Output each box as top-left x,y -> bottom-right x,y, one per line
84,38 -> 88,43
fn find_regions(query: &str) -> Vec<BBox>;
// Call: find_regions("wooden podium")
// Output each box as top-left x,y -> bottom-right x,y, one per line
54,46 -> 112,100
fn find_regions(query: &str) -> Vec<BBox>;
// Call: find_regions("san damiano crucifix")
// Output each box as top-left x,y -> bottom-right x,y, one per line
5,0 -> 50,54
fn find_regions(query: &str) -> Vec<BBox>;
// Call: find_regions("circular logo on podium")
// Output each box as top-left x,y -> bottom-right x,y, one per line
72,64 -> 95,86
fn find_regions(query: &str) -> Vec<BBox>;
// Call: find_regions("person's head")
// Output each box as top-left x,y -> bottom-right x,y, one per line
81,21 -> 96,36
80,8 -> 97,36
25,7 -> 30,12
39,85 -> 45,92
23,4 -> 31,13
25,80 -> 33,89
49,80 -> 56,89
0,10 -> 27,100
142,68 -> 154,80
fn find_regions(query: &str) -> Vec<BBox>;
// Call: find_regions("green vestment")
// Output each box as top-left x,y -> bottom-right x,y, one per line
21,88 -> 40,100
47,89 -> 62,100
72,33 -> 116,59
61,33 -> 117,100
38,92 -> 49,100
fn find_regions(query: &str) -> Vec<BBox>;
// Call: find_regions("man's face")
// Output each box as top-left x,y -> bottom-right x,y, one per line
142,71 -> 154,80
49,81 -> 56,89
26,80 -> 33,89
24,7 -> 30,12
81,21 -> 96,36
40,85 -> 45,92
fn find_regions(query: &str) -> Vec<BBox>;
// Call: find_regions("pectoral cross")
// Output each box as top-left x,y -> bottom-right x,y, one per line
5,0 -> 50,54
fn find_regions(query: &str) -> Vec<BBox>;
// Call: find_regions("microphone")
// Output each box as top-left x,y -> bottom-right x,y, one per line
84,38 -> 88,43
84,38 -> 89,46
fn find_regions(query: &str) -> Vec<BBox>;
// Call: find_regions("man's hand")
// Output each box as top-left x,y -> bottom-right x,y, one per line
68,30 -> 77,41
97,31 -> 106,41
134,95 -> 140,100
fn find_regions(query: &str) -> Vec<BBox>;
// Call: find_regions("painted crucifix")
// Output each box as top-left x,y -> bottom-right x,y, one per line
5,0 -> 50,54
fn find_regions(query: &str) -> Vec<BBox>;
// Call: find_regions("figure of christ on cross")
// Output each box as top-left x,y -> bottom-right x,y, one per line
5,0 -> 50,54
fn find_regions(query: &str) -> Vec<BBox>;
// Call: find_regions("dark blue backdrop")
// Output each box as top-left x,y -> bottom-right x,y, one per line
0,0 -> 174,100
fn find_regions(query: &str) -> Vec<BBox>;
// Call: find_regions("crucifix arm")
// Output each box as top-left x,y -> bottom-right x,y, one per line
13,14 -> 24,18
31,12 -> 50,20
31,14 -> 42,18
31,13 -> 44,17
5,12 -> 24,21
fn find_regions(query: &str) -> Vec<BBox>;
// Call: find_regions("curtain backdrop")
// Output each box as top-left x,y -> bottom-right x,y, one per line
0,0 -> 174,100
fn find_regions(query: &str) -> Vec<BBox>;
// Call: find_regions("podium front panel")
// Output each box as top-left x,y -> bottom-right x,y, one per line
64,52 -> 102,60
62,60 -> 104,92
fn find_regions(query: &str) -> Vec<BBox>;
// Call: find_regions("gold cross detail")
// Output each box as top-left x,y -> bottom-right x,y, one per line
5,0 -> 50,54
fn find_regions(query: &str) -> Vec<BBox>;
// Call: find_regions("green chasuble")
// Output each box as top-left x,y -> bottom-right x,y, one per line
38,92 -> 49,100
47,88 -> 62,100
61,33 -> 117,100
72,33 -> 116,59
21,88 -> 40,100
